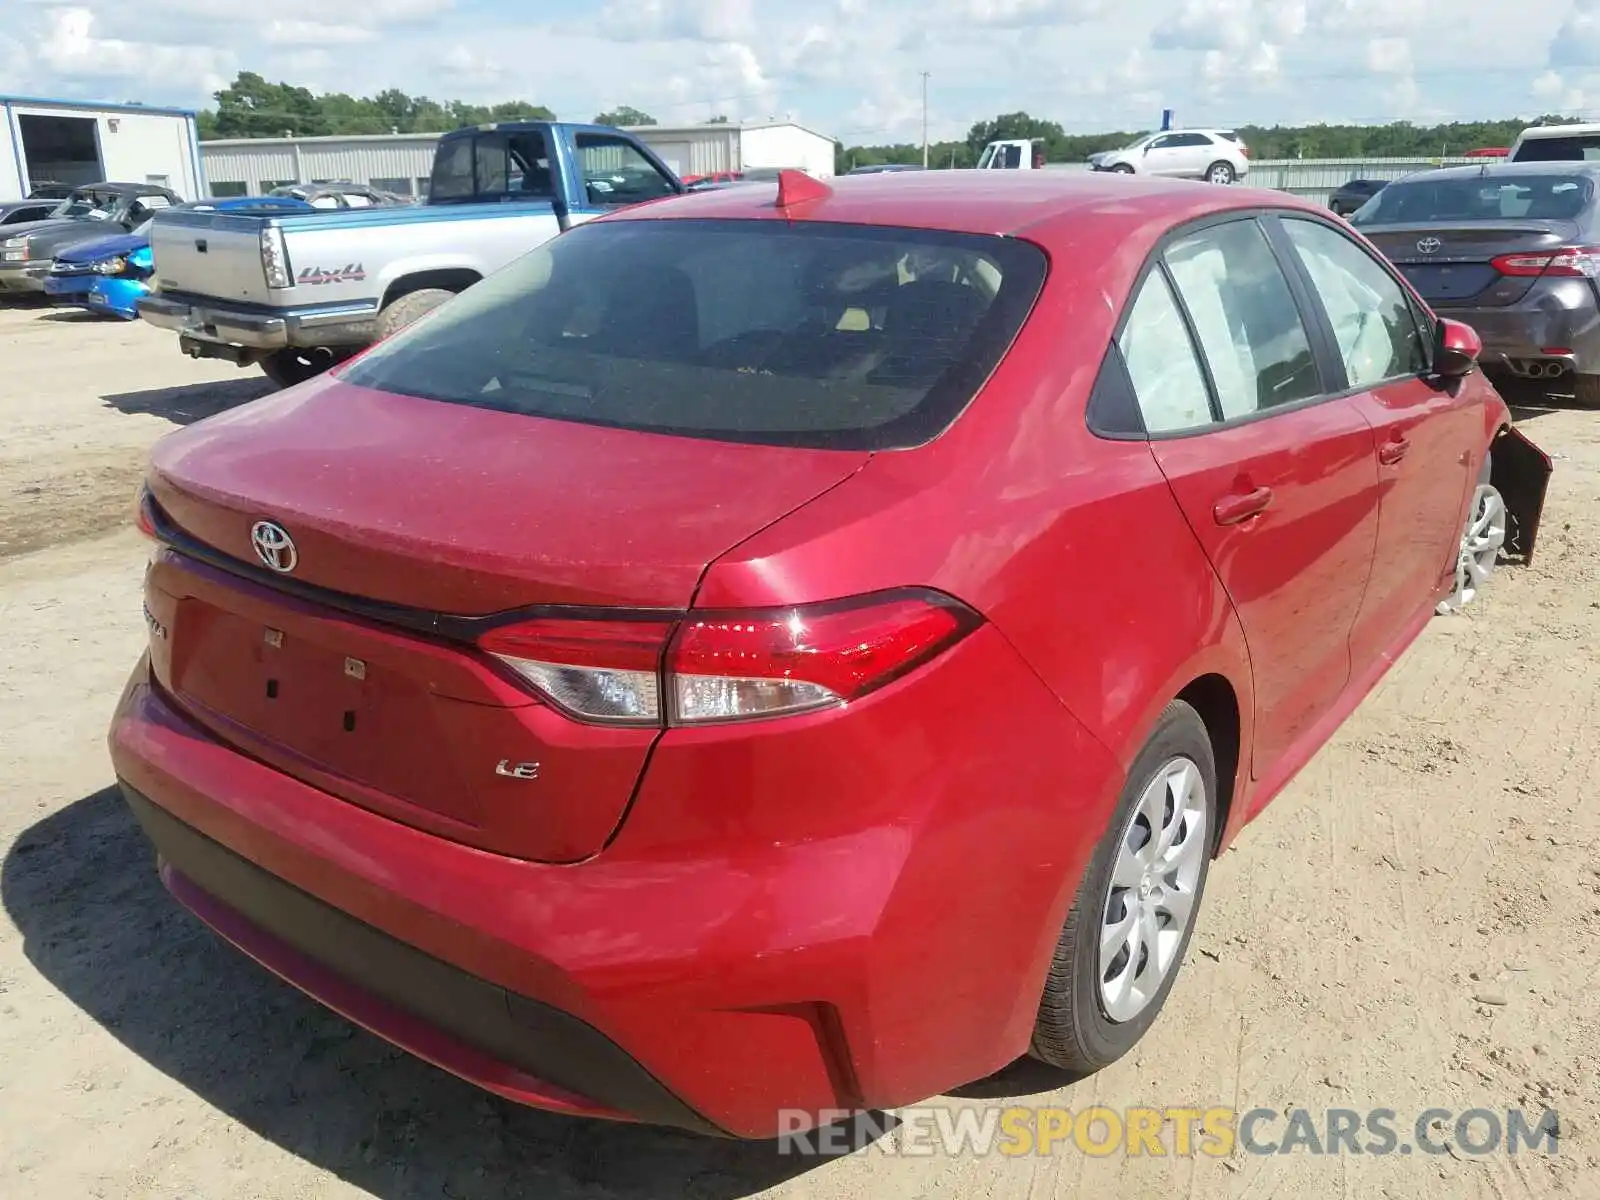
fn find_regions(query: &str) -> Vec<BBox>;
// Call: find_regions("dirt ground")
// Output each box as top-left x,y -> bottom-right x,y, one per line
2,299 -> 1598,1199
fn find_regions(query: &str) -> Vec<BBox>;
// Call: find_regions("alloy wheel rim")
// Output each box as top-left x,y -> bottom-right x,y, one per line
1445,484 -> 1507,609
1098,756 -> 1208,1023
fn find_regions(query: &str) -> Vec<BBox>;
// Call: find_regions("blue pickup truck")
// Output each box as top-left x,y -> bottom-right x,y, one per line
139,122 -> 683,387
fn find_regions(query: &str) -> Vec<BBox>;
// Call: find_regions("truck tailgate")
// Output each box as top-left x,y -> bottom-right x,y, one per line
151,211 -> 271,303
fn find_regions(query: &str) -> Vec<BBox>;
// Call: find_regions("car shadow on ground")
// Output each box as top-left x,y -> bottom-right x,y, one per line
35,308 -> 109,323
1,788 -> 877,1199
102,377 -> 275,426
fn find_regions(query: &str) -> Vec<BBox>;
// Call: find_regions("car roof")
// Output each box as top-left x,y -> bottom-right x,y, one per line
1389,161 -> 1600,183
1517,123 -> 1600,139
609,170 -> 1324,241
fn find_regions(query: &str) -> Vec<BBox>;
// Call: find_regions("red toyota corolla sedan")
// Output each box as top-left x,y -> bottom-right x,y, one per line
109,170 -> 1550,1139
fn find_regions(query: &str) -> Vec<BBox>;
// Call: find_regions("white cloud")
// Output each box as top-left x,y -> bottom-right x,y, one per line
0,0 -> 1581,148
262,21 -> 377,47
1365,36 -> 1413,75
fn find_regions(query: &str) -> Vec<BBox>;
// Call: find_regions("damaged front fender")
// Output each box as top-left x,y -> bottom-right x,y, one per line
1491,424 -> 1553,565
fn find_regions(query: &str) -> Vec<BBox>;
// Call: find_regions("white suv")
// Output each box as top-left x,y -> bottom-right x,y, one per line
1088,129 -> 1250,184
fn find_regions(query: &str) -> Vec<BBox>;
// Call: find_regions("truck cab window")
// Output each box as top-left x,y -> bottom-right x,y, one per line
575,134 -> 678,206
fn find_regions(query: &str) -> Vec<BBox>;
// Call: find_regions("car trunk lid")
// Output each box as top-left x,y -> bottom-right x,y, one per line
1362,221 -> 1582,306
143,373 -> 869,861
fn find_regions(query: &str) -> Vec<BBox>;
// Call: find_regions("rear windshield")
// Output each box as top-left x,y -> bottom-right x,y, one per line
339,218 -> 1048,450
1350,174 -> 1594,224
1512,136 -> 1600,162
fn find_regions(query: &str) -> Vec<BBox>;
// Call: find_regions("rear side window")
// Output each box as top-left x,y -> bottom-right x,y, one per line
430,132 -> 554,204
1352,174 -> 1593,223
339,219 -> 1048,451
1512,136 -> 1600,162
1116,271 -> 1212,433
1163,221 -> 1321,419
1281,219 -> 1428,386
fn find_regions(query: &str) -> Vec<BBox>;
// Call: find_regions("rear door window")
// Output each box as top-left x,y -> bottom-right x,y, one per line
1162,220 -> 1322,419
339,220 -> 1048,450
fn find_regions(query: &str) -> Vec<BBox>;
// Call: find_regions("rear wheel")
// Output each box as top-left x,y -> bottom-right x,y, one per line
1574,372 -> 1600,409
1205,161 -> 1236,185
1030,700 -> 1217,1073
377,288 -> 454,341
259,348 -> 332,389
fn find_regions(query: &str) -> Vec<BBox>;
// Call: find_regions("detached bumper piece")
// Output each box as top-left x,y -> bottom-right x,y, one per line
1492,424 -> 1553,565
120,784 -> 727,1136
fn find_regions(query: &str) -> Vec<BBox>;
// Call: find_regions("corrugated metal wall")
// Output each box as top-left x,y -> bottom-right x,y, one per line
200,128 -> 749,193
201,136 -> 439,195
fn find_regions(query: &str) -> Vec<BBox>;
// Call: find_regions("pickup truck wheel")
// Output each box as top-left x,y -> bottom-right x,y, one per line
378,288 -> 455,341
260,349 -> 332,389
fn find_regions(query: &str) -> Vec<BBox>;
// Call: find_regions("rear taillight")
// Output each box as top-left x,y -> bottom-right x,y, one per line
477,617 -> 673,724
260,227 -> 293,289
1491,246 -> 1600,278
136,489 -> 157,539
1239,145 -> 1250,158
477,590 -> 980,727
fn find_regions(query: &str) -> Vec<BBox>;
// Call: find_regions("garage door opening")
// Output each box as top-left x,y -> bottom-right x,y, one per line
19,114 -> 103,194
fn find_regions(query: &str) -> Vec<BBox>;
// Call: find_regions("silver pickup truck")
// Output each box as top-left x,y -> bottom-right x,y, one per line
140,122 -> 683,387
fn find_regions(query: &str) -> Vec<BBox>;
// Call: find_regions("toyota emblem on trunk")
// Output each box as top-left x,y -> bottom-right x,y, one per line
1417,237 -> 1442,254
250,521 -> 298,573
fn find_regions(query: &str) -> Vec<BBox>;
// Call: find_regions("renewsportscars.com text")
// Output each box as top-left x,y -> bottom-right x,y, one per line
776,1105 -> 1561,1158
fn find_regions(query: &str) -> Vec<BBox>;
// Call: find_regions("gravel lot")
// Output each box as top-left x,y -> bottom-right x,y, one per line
2,299 -> 1598,1199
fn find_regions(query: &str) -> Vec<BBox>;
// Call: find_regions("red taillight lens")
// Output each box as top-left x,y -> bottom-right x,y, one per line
478,617 -> 673,724
136,487 -> 158,539
668,591 -> 980,724
1239,145 -> 1250,158
1491,246 -> 1600,277
477,590 -> 980,726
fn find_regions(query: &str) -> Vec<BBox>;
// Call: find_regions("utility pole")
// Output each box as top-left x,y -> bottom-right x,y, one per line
921,71 -> 930,169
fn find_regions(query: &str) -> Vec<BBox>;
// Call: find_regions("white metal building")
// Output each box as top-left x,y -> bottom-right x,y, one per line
1,97 -> 203,201
198,121 -> 838,195
201,133 -> 440,198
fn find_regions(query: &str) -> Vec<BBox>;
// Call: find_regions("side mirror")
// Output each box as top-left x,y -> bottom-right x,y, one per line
1433,317 -> 1481,379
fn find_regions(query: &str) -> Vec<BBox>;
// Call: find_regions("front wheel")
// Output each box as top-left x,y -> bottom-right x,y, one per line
1110,163 -> 1136,175
1030,700 -> 1217,1073
1205,161 -> 1236,185
1436,455 -> 1507,614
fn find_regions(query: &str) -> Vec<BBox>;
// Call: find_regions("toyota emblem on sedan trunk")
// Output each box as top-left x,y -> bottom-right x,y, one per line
250,521 -> 298,573
1417,237 -> 1442,254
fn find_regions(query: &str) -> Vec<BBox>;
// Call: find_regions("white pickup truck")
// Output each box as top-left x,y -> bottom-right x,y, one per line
140,122 -> 683,386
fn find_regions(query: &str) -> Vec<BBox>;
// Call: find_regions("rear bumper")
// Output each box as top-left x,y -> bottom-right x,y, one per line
123,784 -> 723,1134
108,626 -> 1119,1138
138,292 -> 378,359
1435,280 -> 1600,372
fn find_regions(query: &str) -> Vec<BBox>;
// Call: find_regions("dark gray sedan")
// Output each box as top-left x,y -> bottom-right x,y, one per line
0,182 -> 183,293
1351,162 -> 1600,403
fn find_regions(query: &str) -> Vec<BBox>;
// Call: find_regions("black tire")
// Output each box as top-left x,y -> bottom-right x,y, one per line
1205,161 -> 1236,185
1574,372 -> 1600,409
1110,163 -> 1135,175
259,348 -> 332,389
377,288 -> 454,341
1030,700 -> 1218,1073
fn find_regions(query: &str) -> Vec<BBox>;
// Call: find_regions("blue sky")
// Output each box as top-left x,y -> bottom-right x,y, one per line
3,0 -> 1598,142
